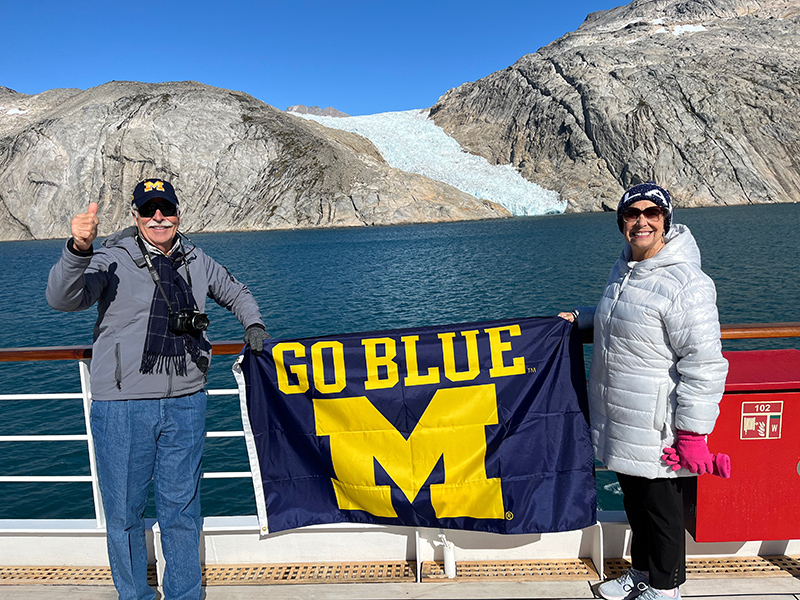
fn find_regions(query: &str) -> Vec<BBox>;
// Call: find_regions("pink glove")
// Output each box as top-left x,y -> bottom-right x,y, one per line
663,430 -> 715,475
712,452 -> 731,478
662,448 -> 731,478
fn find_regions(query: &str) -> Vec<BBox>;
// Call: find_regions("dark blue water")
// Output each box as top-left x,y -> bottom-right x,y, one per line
1,203 -> 798,519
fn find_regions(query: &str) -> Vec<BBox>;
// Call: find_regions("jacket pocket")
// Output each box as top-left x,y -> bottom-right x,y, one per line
114,342 -> 122,390
653,381 -> 668,431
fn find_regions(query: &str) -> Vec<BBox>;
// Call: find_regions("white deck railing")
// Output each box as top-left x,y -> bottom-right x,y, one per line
2,323 -> 800,529
0,359 -> 254,529
1,325 -> 799,577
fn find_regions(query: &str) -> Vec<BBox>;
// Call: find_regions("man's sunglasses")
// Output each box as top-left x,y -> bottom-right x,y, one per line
137,201 -> 178,218
621,206 -> 665,223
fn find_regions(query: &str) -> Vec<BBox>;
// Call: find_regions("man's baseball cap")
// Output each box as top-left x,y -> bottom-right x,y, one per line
131,179 -> 179,208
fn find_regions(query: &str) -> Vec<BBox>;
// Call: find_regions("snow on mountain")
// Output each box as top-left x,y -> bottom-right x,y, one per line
296,109 -> 565,216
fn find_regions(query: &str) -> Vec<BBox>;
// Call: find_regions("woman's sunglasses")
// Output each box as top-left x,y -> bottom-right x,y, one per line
621,206 -> 665,223
137,201 -> 178,218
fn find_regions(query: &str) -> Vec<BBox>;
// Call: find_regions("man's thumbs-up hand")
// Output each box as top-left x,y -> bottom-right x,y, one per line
71,202 -> 99,252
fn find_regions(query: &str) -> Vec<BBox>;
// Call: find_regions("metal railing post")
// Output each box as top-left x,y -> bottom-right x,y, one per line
79,359 -> 105,528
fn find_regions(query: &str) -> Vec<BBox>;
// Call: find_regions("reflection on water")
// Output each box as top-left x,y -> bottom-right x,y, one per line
0,203 -> 798,517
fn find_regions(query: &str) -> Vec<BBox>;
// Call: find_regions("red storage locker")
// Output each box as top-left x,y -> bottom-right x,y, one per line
686,349 -> 800,542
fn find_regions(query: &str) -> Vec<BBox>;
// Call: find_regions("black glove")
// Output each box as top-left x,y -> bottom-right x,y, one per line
243,324 -> 271,356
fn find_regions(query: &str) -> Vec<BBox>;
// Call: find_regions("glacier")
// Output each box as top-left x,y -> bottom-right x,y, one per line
295,109 -> 565,216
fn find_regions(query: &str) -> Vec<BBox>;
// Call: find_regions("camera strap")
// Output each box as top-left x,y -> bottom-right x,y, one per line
135,234 -> 177,315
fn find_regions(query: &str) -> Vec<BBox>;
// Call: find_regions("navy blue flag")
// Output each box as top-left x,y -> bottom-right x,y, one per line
235,317 -> 595,535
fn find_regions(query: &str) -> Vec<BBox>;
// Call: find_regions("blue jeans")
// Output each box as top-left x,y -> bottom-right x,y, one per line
91,392 -> 207,600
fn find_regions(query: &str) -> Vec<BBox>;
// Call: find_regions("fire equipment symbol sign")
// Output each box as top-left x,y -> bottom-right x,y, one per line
740,401 -> 783,440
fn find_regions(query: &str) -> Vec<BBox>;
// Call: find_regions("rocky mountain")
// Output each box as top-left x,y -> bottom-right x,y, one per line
430,0 -> 800,211
286,105 -> 349,117
2,0 -> 797,240
0,82 -> 508,241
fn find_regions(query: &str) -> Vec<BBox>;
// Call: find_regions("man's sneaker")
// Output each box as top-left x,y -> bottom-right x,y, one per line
636,585 -> 681,600
598,568 -> 650,600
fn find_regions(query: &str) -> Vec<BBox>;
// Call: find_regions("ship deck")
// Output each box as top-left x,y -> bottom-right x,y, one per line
3,575 -> 800,600
2,328 -> 799,599
3,555 -> 800,600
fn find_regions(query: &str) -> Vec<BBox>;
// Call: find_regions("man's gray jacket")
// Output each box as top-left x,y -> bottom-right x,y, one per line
46,227 -> 264,401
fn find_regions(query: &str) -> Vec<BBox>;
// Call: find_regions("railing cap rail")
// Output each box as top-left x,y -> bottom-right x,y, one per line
1,323 -> 799,363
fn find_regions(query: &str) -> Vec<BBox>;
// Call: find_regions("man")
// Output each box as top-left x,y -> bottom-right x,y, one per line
47,178 -> 271,600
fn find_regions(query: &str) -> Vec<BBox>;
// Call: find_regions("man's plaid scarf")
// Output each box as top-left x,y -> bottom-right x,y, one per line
139,254 -> 204,376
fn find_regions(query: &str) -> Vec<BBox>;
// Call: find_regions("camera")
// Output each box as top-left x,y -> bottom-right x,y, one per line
169,310 -> 210,334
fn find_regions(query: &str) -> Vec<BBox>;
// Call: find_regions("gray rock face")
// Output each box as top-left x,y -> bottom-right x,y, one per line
430,0 -> 800,211
0,82 -> 509,241
286,104 -> 350,118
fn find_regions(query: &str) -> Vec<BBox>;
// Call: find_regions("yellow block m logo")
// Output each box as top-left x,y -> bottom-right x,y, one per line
314,384 -> 505,519
144,180 -> 165,193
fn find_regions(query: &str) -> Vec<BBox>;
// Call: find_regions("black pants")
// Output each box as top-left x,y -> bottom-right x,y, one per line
616,473 -> 687,589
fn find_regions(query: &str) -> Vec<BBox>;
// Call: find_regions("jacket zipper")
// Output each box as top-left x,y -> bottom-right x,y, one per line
115,342 -> 122,390
604,267 -> 633,354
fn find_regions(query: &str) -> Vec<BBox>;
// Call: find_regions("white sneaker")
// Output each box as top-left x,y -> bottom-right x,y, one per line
636,585 -> 681,600
598,568 -> 650,600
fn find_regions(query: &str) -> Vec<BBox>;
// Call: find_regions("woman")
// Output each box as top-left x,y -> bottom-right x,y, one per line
559,182 -> 729,600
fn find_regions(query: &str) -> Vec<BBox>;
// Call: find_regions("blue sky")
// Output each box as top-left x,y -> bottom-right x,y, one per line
2,1 -> 624,116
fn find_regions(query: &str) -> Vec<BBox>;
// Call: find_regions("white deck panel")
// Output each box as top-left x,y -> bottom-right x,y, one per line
2,577 -> 800,600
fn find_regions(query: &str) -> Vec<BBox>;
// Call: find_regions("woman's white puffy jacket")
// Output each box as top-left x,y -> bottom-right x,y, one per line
576,224 -> 728,479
